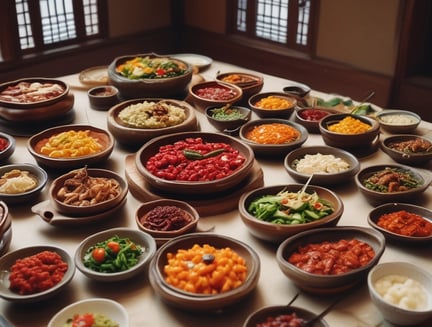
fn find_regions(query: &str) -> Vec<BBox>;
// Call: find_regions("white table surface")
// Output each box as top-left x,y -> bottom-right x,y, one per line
1,60 -> 431,327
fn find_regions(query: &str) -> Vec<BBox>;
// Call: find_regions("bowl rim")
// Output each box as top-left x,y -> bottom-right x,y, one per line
239,118 -> 309,149
0,132 -> 16,159
283,145 -> 361,180
74,227 -> 157,281
368,261 -> 432,313
319,113 -> 380,135
205,105 -> 252,123
276,226 -> 386,279
0,163 -> 48,198
215,71 -> 264,88
0,244 -> 75,302
381,134 -> 432,159
0,77 -> 70,109
87,85 -> 119,98
189,80 -> 244,103
135,198 -> 200,237
375,109 -> 421,126
367,202 -> 432,242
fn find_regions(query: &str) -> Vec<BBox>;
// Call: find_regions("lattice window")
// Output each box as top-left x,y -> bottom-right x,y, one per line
16,0 -> 35,50
256,0 -> 288,43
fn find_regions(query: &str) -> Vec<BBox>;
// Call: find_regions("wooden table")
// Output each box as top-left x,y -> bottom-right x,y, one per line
1,60 -> 431,327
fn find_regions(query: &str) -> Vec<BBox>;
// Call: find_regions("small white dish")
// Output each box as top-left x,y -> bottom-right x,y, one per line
48,298 -> 129,327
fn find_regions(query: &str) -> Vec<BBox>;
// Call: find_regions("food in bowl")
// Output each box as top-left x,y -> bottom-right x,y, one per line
246,188 -> 335,225
0,136 -> 10,152
327,115 -> 372,134
115,55 -> 189,80
292,153 -> 351,175
378,112 -> 419,126
82,235 -> 143,273
0,80 -> 66,104
361,166 -> 424,193
0,168 -> 38,195
34,129 -> 106,158
54,167 -> 122,207
193,83 -> 240,101
252,95 -> 295,110
62,312 -> 119,327
208,104 -> 248,121
297,108 -> 332,121
145,136 -> 247,182
117,99 -> 187,128
139,205 -> 194,232
8,250 -> 68,295
385,136 -> 431,154
374,209 -> 432,237
163,243 -> 247,294
244,122 -> 300,144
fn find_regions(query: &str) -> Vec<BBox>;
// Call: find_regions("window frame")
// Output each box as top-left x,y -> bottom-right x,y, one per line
0,0 -> 108,61
227,0 -> 319,55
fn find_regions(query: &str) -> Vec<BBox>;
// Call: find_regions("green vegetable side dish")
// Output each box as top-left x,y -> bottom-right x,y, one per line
63,313 -> 119,327
116,56 -> 188,80
362,167 -> 422,193
210,106 -> 246,121
83,235 -> 143,273
247,189 -> 334,225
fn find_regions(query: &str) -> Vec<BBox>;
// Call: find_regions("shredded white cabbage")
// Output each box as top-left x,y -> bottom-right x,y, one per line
294,153 -> 350,174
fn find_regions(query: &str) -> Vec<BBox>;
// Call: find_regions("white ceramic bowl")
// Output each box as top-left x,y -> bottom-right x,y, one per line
0,245 -> 75,303
74,227 -> 157,282
48,298 -> 129,327
368,261 -> 432,326
376,110 -> 421,134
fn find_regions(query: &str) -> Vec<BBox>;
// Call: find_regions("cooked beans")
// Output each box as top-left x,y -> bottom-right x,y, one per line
287,238 -> 375,275
327,116 -> 371,134
245,123 -> 300,144
256,313 -> 306,327
9,250 -> 68,295
164,243 -> 247,294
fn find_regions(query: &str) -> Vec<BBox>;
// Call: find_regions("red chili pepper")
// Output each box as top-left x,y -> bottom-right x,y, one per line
71,313 -> 95,327
156,68 -> 166,76
0,137 -> 9,152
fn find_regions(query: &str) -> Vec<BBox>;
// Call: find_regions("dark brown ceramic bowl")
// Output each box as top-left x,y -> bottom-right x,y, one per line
294,107 -> 340,133
0,132 -> 15,162
148,233 -> 260,312
0,77 -> 69,109
368,202 -> 432,243
248,92 -> 297,119
205,105 -> 251,132
375,110 -> 421,134
238,184 -> 344,243
108,53 -> 193,99
49,167 -> 128,217
276,226 -> 385,294
0,201 -> 11,256
355,164 -> 432,205
0,245 -> 75,303
135,199 -> 200,239
87,85 -> 119,110
107,98 -> 198,146
27,124 -> 115,170
243,305 -> 329,327
284,145 -> 360,185
0,163 -> 48,205
188,80 -> 243,109
135,131 -> 255,195
239,118 -> 308,157
319,113 -> 380,150
381,134 -> 432,165
216,71 -> 264,99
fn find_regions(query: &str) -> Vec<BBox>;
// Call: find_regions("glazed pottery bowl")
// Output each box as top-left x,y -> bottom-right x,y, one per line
276,226 -> 385,294
380,134 -> 432,165
243,305 -> 329,327
367,202 -> 432,243
135,199 -> 200,239
368,261 -> 432,326
0,132 -> 15,162
355,164 -> 432,205
27,124 -> 115,170
248,92 -> 297,119
108,53 -> 193,99
74,227 -> 157,282
284,145 -> 360,185
48,298 -> 129,327
0,201 -> 12,256
0,163 -> 48,205
205,105 -> 251,132
135,131 -> 255,195
188,80 -> 243,109
49,167 -> 128,217
107,98 -> 198,146
87,85 -> 119,110
294,107 -> 339,133
216,71 -> 264,99
239,118 -> 308,157
319,113 -> 380,150
238,184 -> 344,243
148,232 -> 260,312
0,245 -> 75,303
375,110 -> 421,134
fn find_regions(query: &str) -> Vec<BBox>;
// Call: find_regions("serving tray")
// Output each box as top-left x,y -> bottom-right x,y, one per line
125,154 -> 264,216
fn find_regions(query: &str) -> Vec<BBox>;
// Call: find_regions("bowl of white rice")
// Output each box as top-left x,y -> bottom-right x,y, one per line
284,145 -> 360,185
107,98 -> 198,146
